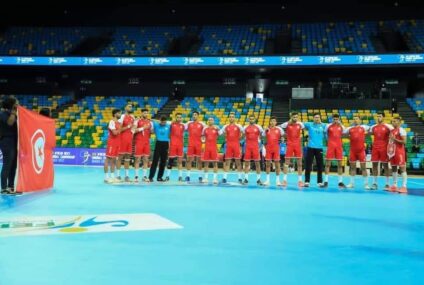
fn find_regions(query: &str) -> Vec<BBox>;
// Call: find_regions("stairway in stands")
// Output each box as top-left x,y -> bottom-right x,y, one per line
397,100 -> 424,142
154,99 -> 181,119
271,98 -> 290,124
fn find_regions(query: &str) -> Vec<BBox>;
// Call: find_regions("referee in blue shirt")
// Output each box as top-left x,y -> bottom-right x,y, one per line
304,113 -> 327,187
148,116 -> 171,182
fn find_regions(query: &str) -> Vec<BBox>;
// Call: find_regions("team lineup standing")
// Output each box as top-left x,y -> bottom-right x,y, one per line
104,103 -> 408,193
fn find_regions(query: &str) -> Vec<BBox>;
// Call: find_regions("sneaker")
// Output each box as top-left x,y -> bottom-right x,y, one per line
277,181 -> 284,186
143,176 -> 150,182
389,185 -> 398,192
165,176 -> 170,182
134,176 -> 139,183
213,179 -> 219,184
281,180 -> 287,187
124,176 -> 131,183
157,178 -> 164,182
238,178 -> 244,185
7,188 -> 22,195
338,182 -> 346,189
320,182 -> 328,188
371,183 -> 378,190
298,181 -> 304,188
384,184 -> 390,191
1,188 -> 11,195
222,178 -> 227,184
243,178 -> 249,185
262,180 -> 269,186
104,179 -> 109,184
116,176 -> 122,182
198,177 -> 203,183
185,176 -> 190,182
397,186 -> 408,194
346,183 -> 354,189
149,178 -> 154,183
364,185 -> 371,190
178,176 -> 183,182
257,179 -> 263,186
203,178 -> 209,184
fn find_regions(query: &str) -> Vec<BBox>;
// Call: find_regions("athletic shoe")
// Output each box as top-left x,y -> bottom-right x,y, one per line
124,176 -> 131,183
198,177 -> 203,183
346,183 -> 354,189
165,176 -> 170,182
185,176 -> 190,182
213,179 -> 219,184
338,182 -> 346,189
298,181 -> 304,188
384,184 -> 390,191
1,188 -> 11,195
257,179 -> 263,186
262,180 -> 270,186
203,179 -> 209,184
149,178 -> 154,183
389,185 -> 398,192
320,182 -> 328,188
277,181 -> 284,186
243,178 -> 249,185
364,185 -> 371,190
104,179 -> 109,184
222,178 -> 227,184
134,176 -> 139,183
157,178 -> 164,182
370,183 -> 378,190
281,180 -> 287,187
6,188 -> 22,195
143,176 -> 150,182
178,176 -> 183,182
303,182 -> 310,188
397,186 -> 408,194
238,178 -> 244,185
116,176 -> 122,182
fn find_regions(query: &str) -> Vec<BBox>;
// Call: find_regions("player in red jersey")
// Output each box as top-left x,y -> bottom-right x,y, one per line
388,117 -> 408,193
280,112 -> 305,187
369,112 -> 393,190
324,114 -> 346,188
242,115 -> 264,185
262,116 -> 285,186
184,111 -> 206,182
117,103 -> 135,182
166,113 -> 185,182
104,109 -> 122,183
133,108 -> 153,183
344,115 -> 370,189
200,117 -> 220,184
219,112 -> 244,184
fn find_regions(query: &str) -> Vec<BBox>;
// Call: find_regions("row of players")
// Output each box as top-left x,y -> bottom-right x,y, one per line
103,103 -> 407,192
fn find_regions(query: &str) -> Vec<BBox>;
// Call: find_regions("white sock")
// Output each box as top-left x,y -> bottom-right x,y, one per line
238,173 -> 242,179
223,173 -> 228,179
135,168 -> 139,177
401,172 -> 407,187
243,173 -> 248,179
203,172 -> 207,179
256,173 -> 260,180
350,176 -> 354,185
117,169 -> 121,177
186,171 -> 191,178
266,174 -> 270,182
276,176 -> 280,185
324,175 -> 328,183
392,172 -> 398,186
142,168 -> 147,177
385,176 -> 390,185
373,176 -> 377,184
110,172 -> 115,179
125,169 -> 129,177
213,173 -> 217,180
178,170 -> 182,177
298,175 -> 302,182
104,173 -> 109,179
283,174 -> 287,181
338,175 -> 342,183
364,175 -> 369,186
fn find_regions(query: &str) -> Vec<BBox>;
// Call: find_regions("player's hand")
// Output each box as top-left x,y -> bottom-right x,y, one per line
144,123 -> 150,129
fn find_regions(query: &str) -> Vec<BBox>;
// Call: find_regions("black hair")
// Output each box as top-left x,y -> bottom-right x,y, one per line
2,96 -> 17,111
112,109 -> 121,116
141,108 -> 148,112
160,115 -> 167,121
39,108 -> 50,117
333,114 -> 340,118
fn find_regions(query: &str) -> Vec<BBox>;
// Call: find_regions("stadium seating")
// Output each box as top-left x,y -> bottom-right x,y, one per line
407,98 -> 424,122
15,95 -> 72,112
0,27 -> 103,56
393,19 -> 424,52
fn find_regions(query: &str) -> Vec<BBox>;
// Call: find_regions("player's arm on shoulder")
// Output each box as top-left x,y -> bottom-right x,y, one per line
218,125 -> 227,136
108,120 -> 120,135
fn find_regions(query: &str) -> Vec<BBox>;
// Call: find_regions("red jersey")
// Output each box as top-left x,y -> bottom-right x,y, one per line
346,125 -> 369,150
264,126 -> 284,146
220,124 -> 243,143
370,123 -> 393,149
118,114 -> 135,137
244,124 -> 264,146
170,122 -> 185,146
280,122 -> 304,145
186,121 -> 206,145
326,123 -> 344,147
134,118 -> 153,142
390,127 -> 407,152
202,126 -> 219,146
107,120 -> 121,145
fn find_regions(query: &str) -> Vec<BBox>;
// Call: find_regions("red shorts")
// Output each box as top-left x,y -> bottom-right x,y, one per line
265,144 -> 280,161
244,145 -> 260,161
106,143 -> 120,158
134,141 -> 150,157
326,145 -> 343,160
371,147 -> 389,163
202,146 -> 218,162
225,143 -> 241,160
169,143 -> 184,158
187,144 -> 202,157
286,143 -> 302,159
390,150 -> 406,166
119,136 -> 133,154
349,149 -> 366,163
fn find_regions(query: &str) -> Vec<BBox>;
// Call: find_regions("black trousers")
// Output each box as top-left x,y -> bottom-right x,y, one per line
305,147 -> 324,183
0,137 -> 17,190
149,141 -> 169,180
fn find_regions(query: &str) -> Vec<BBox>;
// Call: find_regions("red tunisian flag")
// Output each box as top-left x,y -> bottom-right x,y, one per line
16,106 -> 56,192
